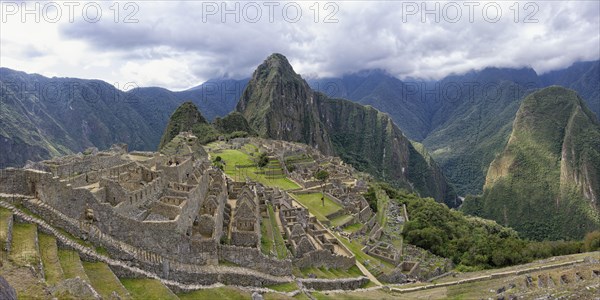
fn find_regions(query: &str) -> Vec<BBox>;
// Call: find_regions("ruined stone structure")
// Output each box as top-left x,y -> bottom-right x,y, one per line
0,133 -> 358,288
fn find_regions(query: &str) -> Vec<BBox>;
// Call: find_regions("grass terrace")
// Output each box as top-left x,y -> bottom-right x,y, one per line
58,249 -> 89,280
9,223 -> 39,267
343,223 -> 363,234
209,147 -> 300,190
83,261 -> 131,299
291,193 -> 342,222
268,204 -> 288,259
38,233 -> 63,285
330,215 -> 354,227
120,278 -> 179,300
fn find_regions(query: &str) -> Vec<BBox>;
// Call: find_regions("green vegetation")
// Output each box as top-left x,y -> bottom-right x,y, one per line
9,223 -> 39,266
260,217 -> 274,256
160,102 -> 257,150
371,183 -> 587,270
464,87 -> 600,240
330,215 -> 353,227
292,193 -> 342,222
257,152 -> 270,168
158,101 -> 210,148
237,53 -> 456,205
584,231 -> 600,251
343,223 -> 363,234
332,232 -> 395,275
363,186 -> 378,213
266,282 -> 299,292
213,111 -> 256,137
38,233 -> 64,285
209,148 -> 300,190
268,204 -> 288,258
58,249 -> 89,280
83,261 -> 131,299
314,170 -> 330,207
120,278 -> 178,300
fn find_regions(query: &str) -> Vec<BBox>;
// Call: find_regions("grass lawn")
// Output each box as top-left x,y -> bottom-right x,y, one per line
38,233 -> 64,285
58,249 -> 89,281
261,217 -> 274,256
211,149 -> 300,190
9,223 -> 39,266
343,223 -> 363,234
178,286 -> 249,300
266,282 -> 299,293
120,278 -> 178,300
83,261 -> 131,299
268,204 -> 288,259
331,215 -> 354,227
292,193 -> 342,222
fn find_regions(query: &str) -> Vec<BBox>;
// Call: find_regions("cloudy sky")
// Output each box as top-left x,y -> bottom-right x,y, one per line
1,1 -> 598,90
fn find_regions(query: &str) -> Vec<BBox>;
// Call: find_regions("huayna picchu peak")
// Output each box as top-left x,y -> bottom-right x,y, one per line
237,54 -> 458,207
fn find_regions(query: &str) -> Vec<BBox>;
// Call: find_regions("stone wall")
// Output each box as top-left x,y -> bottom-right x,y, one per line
299,277 -> 369,290
45,154 -> 124,178
230,231 -> 259,248
294,249 -> 355,270
159,157 -> 193,183
0,168 -> 36,195
2,213 -> 13,253
5,168 -> 204,259
219,245 -> 292,276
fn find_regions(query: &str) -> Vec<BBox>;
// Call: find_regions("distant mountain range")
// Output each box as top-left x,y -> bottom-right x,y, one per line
311,60 -> 599,195
0,68 -> 246,167
1,60 -> 598,198
2,55 -> 599,241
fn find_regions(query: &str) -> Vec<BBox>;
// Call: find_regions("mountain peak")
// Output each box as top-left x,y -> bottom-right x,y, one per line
158,101 -> 208,150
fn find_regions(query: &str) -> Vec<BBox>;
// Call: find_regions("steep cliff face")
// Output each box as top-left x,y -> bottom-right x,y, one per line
237,54 -> 457,206
236,54 -> 334,155
466,86 -> 600,240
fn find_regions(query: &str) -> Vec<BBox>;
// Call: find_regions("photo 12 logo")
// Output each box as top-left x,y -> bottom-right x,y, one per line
200,2 -> 339,23
400,1 -> 539,23
0,1 -> 139,23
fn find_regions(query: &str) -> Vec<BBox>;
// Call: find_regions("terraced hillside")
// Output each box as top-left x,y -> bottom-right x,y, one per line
0,136 -> 598,299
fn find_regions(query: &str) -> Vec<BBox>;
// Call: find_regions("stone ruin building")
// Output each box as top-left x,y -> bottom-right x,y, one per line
0,132 -> 357,286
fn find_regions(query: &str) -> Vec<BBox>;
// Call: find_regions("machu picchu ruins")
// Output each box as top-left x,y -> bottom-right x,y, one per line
1,130 -> 598,299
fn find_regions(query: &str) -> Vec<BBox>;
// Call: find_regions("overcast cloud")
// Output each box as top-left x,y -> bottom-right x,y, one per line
1,1 -> 598,90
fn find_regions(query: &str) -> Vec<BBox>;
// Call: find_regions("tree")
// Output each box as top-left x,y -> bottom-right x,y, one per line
314,169 -> 330,207
212,156 -> 224,170
257,152 -> 269,169
584,230 -> 600,251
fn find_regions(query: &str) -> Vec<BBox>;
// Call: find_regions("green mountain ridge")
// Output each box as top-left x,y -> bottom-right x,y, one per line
237,54 -> 458,206
462,86 -> 600,240
158,102 -> 255,150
